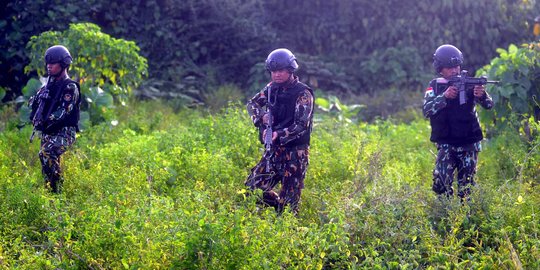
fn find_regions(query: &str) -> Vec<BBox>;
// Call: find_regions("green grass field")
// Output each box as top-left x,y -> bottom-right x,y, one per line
1,101 -> 538,269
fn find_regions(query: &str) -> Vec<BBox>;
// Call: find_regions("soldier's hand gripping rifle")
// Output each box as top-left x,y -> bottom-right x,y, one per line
264,86 -> 274,173
29,77 -> 52,142
437,70 -> 499,105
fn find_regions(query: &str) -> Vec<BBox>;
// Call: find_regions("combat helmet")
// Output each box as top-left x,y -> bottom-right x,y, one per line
265,48 -> 298,73
432,44 -> 463,73
45,45 -> 73,68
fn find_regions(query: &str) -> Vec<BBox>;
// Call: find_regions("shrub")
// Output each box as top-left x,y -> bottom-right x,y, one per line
0,101 -> 538,268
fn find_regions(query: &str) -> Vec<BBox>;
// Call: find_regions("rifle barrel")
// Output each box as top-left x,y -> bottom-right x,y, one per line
29,130 -> 35,143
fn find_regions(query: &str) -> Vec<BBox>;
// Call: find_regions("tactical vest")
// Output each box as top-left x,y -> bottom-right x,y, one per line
269,78 -> 314,147
39,78 -> 81,134
429,79 -> 483,146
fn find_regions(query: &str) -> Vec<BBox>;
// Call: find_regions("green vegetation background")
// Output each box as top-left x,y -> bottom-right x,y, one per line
1,0 -> 539,268
2,0 -> 540,100
1,102 -> 538,269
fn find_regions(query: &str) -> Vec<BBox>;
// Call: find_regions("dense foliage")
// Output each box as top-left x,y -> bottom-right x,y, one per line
474,41 -> 540,142
1,1 -> 539,267
478,42 -> 540,122
1,0 -> 538,99
263,0 -> 538,92
0,102 -> 538,269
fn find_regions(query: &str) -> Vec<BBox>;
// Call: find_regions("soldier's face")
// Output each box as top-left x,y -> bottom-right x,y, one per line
271,69 -> 292,84
440,66 -> 460,79
47,63 -> 62,77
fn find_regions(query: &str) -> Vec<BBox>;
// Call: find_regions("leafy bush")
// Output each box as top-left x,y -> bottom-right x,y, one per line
0,101 -> 538,268
357,46 -> 431,93
478,43 -> 540,126
22,22 -> 148,126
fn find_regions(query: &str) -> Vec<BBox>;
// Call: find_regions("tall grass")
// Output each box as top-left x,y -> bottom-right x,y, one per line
0,101 -> 538,269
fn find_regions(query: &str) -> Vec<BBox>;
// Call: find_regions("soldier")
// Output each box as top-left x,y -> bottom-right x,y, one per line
245,48 -> 314,215
29,45 -> 81,193
423,44 -> 493,201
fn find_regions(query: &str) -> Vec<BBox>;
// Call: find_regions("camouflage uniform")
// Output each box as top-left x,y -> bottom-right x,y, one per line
423,80 -> 493,199
39,127 -> 77,193
246,76 -> 314,214
30,76 -> 80,193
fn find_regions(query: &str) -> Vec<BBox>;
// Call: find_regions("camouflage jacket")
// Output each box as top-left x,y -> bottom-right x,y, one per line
247,76 -> 314,147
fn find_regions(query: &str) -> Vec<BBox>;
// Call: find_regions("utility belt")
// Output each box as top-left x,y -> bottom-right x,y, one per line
42,125 -> 78,135
270,144 -> 310,163
280,144 -> 309,150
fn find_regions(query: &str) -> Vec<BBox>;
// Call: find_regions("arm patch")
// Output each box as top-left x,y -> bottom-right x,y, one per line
66,82 -> 78,91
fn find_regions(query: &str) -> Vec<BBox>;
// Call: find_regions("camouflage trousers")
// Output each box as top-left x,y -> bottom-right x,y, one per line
432,143 -> 479,199
39,127 -> 76,193
245,145 -> 309,214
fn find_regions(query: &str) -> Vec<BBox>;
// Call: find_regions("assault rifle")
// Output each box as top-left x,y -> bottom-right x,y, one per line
264,85 -> 274,173
30,77 -> 59,142
436,70 -> 499,105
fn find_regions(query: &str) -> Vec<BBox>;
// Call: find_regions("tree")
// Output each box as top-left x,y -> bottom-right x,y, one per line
22,22 -> 148,126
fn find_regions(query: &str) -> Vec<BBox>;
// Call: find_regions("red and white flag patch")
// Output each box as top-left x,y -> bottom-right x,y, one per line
425,87 -> 434,97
